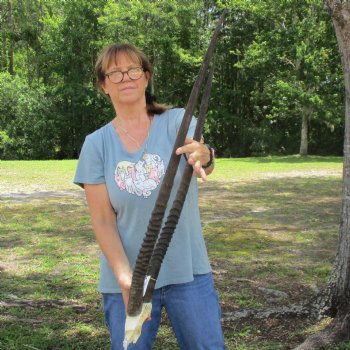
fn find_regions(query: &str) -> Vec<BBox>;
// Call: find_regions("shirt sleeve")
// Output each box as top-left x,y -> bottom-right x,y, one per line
73,135 -> 105,188
188,116 -> 197,139
174,108 -> 198,139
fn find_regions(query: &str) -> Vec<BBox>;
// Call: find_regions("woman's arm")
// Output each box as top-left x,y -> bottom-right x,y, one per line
84,183 -> 132,307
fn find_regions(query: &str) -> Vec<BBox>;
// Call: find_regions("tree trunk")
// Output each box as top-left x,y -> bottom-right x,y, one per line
1,1 -> 7,71
294,1 -> 350,348
322,0 -> 350,315
299,109 -> 310,156
325,0 -> 350,310
7,0 -> 14,75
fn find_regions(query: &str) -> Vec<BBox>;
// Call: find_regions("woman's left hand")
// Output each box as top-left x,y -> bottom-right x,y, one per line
176,137 -> 212,181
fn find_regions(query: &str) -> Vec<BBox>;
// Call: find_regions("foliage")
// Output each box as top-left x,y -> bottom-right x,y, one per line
0,0 -> 345,159
0,72 -> 57,159
210,0 -> 344,156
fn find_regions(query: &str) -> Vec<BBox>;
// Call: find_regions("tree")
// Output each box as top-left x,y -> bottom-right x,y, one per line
294,1 -> 350,348
237,0 -> 343,156
0,0 -> 45,81
0,72 -> 57,159
0,0 -> 14,74
99,0 -> 207,107
0,0 -> 346,159
39,0 -> 111,158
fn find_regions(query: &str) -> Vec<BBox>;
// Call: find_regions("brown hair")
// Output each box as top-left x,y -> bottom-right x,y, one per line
95,43 -> 171,115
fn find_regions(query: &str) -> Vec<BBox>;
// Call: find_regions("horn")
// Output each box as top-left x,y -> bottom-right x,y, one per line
143,64 -> 215,301
127,10 -> 227,317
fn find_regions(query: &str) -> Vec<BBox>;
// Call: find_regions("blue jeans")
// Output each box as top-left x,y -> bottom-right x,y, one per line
102,273 -> 226,350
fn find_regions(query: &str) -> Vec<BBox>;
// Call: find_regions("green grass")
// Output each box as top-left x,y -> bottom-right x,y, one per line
211,155 -> 342,181
0,159 -> 78,192
0,155 -> 342,192
0,155 -> 345,349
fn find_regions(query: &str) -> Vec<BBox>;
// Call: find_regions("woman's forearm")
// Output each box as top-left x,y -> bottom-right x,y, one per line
84,183 -> 132,291
92,220 -> 132,289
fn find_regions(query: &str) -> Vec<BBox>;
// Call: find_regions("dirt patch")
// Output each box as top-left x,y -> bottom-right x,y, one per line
256,169 -> 341,180
0,190 -> 84,202
200,256 -> 321,349
222,316 -> 315,349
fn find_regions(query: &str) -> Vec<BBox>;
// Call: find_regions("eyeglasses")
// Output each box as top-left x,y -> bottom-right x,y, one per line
105,67 -> 144,84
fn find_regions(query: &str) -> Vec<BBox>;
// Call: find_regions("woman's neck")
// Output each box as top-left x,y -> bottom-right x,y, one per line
113,103 -> 149,126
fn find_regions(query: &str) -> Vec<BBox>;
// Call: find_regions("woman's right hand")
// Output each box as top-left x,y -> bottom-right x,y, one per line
120,272 -> 152,321
119,272 -> 133,310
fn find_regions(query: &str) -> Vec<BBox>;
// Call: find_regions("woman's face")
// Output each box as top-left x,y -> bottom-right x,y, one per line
102,52 -> 149,107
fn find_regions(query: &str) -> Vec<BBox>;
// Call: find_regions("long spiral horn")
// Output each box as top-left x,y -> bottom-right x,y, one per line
143,64 -> 215,301
127,10 -> 227,317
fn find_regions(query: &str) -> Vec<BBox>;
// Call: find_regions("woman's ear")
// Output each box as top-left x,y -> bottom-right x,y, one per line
99,81 -> 109,95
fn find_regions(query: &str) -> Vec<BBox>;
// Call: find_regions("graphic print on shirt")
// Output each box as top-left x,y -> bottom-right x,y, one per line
114,153 -> 165,198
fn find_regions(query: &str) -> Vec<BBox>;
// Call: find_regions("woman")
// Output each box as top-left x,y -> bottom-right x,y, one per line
74,43 -> 225,350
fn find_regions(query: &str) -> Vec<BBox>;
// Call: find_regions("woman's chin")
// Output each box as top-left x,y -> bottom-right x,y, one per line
118,95 -> 145,106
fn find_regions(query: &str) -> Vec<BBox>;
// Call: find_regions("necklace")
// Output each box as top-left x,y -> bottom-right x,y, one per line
114,115 -> 152,154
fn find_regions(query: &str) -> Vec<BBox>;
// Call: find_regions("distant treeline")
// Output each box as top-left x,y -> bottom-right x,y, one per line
0,0 -> 344,159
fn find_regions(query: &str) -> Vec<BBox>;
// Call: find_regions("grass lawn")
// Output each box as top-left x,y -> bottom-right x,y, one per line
0,155 -> 348,349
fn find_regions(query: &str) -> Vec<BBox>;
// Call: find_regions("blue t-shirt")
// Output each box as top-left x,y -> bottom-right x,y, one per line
74,108 -> 211,293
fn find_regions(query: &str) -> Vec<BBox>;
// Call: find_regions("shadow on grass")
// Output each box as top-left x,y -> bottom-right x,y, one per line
0,196 -> 93,250
199,176 -> 342,348
201,176 -> 341,258
0,266 -> 110,350
200,176 -> 341,233
0,195 -> 181,350
0,196 -> 107,349
0,175 -> 343,350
